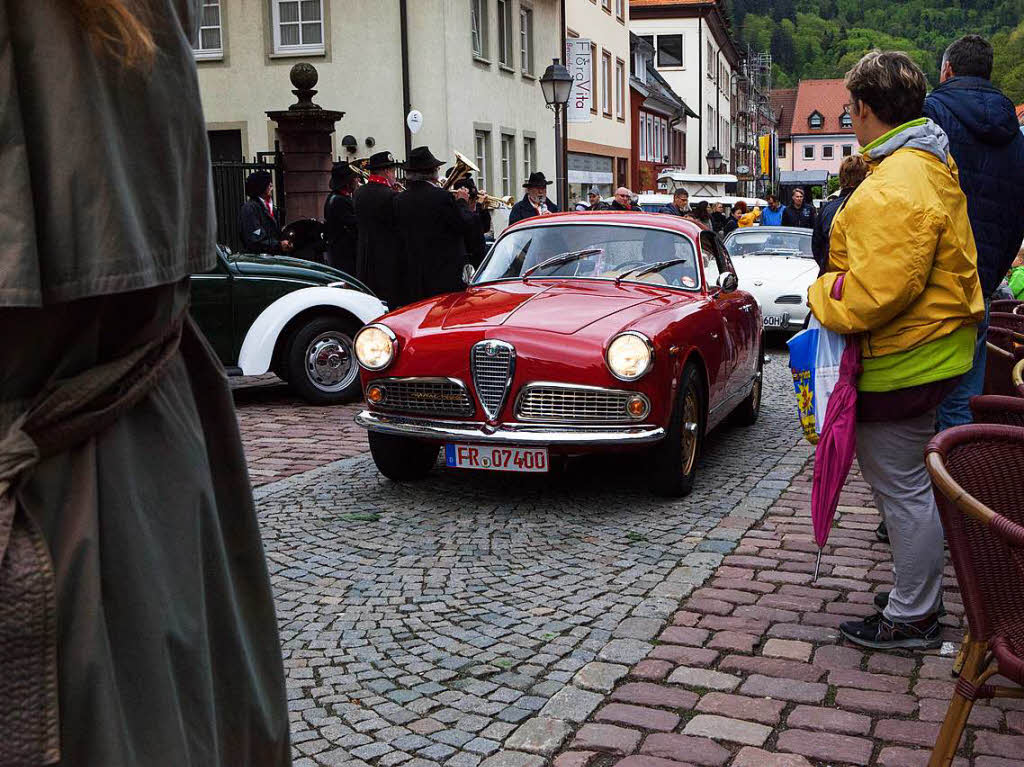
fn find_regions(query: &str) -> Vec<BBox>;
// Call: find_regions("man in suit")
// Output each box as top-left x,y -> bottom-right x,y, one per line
446,169 -> 491,268
353,151 -> 404,307
395,146 -> 474,302
508,171 -> 560,225
239,170 -> 292,254
323,161 -> 360,274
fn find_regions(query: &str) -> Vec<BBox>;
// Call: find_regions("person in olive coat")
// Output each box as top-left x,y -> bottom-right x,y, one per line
353,151 -> 404,307
323,161 -> 360,274
239,170 -> 292,254
395,147 -> 474,302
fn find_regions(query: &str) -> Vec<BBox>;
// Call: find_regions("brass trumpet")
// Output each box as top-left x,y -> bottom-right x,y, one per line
477,192 -> 515,209
441,150 -> 480,190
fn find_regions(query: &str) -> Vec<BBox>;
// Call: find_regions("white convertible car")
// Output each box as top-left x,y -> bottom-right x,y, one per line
723,226 -> 816,333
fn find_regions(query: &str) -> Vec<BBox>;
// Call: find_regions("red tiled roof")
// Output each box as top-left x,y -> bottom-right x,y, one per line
770,88 -> 798,140
790,78 -> 855,136
1016,103 -> 1024,125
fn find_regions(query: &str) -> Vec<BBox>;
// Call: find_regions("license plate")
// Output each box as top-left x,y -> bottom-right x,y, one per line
445,444 -> 549,473
763,313 -> 790,328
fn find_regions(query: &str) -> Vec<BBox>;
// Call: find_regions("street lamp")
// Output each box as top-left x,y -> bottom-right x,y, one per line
706,147 -> 724,174
540,58 -> 573,211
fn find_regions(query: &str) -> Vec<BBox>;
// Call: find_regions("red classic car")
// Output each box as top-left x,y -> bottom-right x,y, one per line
353,212 -> 763,496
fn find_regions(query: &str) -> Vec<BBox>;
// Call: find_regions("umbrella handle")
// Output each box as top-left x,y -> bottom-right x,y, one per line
813,548 -> 822,583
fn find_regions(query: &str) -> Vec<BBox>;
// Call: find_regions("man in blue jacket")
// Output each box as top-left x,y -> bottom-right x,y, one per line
925,35 -> 1024,430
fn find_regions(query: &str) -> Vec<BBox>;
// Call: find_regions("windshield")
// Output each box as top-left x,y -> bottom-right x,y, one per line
475,224 -> 700,290
724,229 -> 813,257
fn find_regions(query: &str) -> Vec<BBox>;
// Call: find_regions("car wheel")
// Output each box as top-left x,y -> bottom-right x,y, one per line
368,432 -> 439,481
733,346 -> 763,426
286,316 -> 361,405
651,362 -> 704,497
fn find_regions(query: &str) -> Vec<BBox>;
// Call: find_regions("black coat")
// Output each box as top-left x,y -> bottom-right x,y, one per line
925,76 -> 1024,296
395,181 -> 475,302
782,202 -> 816,229
239,198 -> 284,253
463,205 -> 492,268
508,194 -> 559,225
812,191 -> 852,276
323,192 -> 358,275
354,181 -> 403,307
721,217 -> 740,236
711,212 -> 728,232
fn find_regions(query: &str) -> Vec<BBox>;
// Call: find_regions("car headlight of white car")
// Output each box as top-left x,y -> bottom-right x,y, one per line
354,323 -> 398,371
605,331 -> 654,381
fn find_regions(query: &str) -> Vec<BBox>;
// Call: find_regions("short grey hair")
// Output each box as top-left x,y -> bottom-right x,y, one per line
405,169 -> 438,184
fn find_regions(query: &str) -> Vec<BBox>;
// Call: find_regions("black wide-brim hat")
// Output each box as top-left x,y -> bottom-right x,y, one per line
245,169 -> 273,198
366,150 -> 401,170
523,171 -> 552,188
404,146 -> 446,173
330,161 -> 357,190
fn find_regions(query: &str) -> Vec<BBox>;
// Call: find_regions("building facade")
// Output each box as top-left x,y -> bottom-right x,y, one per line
787,78 -> 859,175
564,0 -> 633,206
629,0 -> 741,176
769,87 -> 797,173
629,34 -> 692,193
194,0 -> 561,205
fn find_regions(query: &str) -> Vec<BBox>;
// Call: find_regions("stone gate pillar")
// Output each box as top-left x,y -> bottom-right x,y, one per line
267,63 -> 344,223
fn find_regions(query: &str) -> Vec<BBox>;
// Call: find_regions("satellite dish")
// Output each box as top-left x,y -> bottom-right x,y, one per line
406,110 -> 424,134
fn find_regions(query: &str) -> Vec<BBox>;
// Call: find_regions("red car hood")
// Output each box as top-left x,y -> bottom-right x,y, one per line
430,280 -> 666,335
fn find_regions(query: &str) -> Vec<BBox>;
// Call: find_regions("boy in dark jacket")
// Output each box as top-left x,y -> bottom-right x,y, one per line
925,35 -> 1024,429
239,171 -> 292,254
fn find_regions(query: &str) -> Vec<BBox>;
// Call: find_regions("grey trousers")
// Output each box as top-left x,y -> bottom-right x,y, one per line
856,410 -> 944,622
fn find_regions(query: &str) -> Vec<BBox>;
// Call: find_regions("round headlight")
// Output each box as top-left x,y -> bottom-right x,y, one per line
606,332 -> 654,381
354,324 -> 397,371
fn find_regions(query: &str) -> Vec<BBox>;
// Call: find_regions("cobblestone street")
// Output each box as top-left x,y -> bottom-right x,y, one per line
234,357 -> 1024,767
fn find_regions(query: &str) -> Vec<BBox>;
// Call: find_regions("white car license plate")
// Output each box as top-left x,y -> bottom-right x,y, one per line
763,313 -> 790,329
445,444 -> 549,473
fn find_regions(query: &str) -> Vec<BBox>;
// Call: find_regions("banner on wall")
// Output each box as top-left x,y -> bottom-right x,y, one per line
758,134 -> 772,178
566,38 -> 592,123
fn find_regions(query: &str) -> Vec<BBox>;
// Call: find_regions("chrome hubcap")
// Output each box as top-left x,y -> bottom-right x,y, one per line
681,386 -> 699,475
306,332 -> 357,392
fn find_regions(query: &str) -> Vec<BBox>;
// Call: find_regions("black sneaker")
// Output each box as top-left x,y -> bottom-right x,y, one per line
840,612 -> 942,650
876,521 -> 889,543
873,591 -> 947,617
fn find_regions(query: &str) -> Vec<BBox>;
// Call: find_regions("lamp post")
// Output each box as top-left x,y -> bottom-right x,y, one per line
706,147 -> 724,175
540,58 -> 573,211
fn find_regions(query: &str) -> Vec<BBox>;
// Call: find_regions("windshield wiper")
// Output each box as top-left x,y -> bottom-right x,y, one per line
522,248 -> 604,278
616,258 -> 690,285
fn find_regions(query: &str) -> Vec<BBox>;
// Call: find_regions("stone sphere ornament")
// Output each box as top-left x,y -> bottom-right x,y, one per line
289,63 -> 321,111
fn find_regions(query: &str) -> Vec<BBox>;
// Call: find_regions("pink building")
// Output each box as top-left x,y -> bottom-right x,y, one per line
786,79 -> 859,175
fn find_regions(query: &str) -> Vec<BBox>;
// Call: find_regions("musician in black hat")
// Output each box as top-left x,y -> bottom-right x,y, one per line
395,146 -> 474,302
239,170 -> 292,253
508,171 -> 560,225
353,150 -> 403,306
323,161 -> 360,274
445,168 -> 492,268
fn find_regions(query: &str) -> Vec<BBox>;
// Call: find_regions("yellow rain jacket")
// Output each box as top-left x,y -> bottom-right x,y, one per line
808,119 -> 984,390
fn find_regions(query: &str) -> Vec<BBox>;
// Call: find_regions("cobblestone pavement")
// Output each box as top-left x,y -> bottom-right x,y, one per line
251,359 -> 814,767
232,375 -> 367,486
545,465 -> 1024,767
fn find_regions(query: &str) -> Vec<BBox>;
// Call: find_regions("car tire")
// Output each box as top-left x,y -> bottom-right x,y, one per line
368,432 -> 439,481
650,362 -> 705,497
732,345 -> 763,426
286,316 -> 362,405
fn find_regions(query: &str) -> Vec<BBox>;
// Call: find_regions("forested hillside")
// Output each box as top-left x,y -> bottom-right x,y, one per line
726,0 -> 1024,103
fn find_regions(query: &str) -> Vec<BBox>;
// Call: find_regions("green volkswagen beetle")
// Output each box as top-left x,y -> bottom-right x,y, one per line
190,246 -> 387,404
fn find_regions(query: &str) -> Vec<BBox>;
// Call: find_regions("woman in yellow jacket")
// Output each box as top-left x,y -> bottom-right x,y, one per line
807,51 -> 984,651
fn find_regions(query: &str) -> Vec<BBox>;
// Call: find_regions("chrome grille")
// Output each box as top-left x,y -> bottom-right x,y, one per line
516,384 -> 649,423
471,340 -> 515,420
371,377 -> 473,417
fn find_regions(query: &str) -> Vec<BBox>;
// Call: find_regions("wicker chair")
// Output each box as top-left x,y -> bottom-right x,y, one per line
984,327 -> 1024,396
990,311 -> 1024,334
970,394 -> 1024,426
925,425 -> 1024,767
1017,358 -> 1024,398
990,299 -> 1021,314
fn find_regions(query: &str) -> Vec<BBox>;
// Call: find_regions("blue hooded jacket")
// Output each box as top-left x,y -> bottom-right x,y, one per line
924,76 -> 1024,297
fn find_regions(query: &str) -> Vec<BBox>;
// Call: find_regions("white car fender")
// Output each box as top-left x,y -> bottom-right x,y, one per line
238,286 -> 387,375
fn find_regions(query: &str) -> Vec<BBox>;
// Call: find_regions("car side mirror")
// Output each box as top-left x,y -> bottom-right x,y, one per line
462,263 -> 477,285
717,271 -> 738,293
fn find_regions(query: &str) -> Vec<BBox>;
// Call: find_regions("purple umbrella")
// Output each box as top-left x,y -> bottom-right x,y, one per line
811,340 -> 862,580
